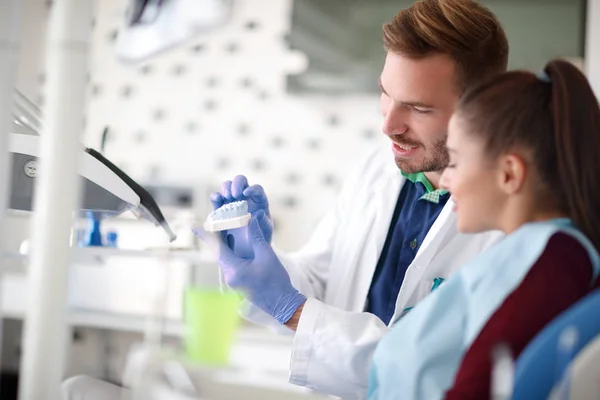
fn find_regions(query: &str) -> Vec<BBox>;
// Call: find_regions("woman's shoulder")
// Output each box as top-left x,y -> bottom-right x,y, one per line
535,232 -> 594,283
489,220 -> 596,268
543,231 -> 591,259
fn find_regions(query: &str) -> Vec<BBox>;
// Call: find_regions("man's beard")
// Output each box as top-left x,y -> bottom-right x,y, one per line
394,137 -> 449,173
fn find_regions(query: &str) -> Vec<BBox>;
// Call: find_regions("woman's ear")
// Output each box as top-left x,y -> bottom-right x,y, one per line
496,153 -> 527,195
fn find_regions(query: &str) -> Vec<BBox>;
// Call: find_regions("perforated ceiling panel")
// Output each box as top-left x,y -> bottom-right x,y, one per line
84,0 -> 385,249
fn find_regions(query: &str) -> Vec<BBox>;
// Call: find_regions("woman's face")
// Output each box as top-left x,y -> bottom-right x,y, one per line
440,113 -> 508,233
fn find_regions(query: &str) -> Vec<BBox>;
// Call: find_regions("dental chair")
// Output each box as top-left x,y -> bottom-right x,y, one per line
511,289 -> 600,399
549,334 -> 600,400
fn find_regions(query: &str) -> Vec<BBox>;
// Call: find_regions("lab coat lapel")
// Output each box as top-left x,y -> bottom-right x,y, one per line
353,170 -> 405,311
392,198 -> 458,316
413,198 -> 457,264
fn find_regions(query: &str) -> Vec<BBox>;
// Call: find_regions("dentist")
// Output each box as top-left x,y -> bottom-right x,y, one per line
198,0 -> 510,398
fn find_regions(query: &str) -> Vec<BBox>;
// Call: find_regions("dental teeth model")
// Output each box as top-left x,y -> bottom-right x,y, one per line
203,200 -> 251,232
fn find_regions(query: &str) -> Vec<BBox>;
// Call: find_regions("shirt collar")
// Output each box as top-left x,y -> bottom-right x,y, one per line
401,171 -> 449,204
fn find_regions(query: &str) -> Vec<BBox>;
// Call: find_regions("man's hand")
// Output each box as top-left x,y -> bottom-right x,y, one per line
194,211 -> 305,325
210,175 -> 274,244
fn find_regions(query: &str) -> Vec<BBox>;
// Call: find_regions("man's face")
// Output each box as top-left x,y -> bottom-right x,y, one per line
379,52 -> 460,173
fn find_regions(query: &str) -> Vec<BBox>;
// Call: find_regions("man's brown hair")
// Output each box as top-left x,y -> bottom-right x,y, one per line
383,0 -> 509,92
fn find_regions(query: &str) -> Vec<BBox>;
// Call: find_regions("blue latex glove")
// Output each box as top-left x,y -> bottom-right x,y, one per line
210,175 -> 273,245
194,211 -> 306,325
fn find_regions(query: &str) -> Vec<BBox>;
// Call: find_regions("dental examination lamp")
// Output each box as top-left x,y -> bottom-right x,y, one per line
8,132 -> 177,242
116,0 -> 232,63
8,90 -> 177,241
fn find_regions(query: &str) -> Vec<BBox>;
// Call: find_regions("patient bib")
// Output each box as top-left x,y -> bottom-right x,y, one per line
367,219 -> 599,400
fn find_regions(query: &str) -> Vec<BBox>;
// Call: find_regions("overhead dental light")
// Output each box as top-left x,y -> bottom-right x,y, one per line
115,0 -> 232,62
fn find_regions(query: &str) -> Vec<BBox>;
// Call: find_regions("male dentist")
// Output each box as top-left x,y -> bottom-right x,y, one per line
201,0 -> 510,398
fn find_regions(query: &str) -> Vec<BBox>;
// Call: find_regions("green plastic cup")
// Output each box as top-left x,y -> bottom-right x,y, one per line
183,287 -> 242,366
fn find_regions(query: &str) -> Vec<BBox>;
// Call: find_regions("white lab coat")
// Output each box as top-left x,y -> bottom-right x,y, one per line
241,144 -> 502,399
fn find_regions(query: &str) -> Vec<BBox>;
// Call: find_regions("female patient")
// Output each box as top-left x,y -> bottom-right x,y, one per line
368,59 -> 600,399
